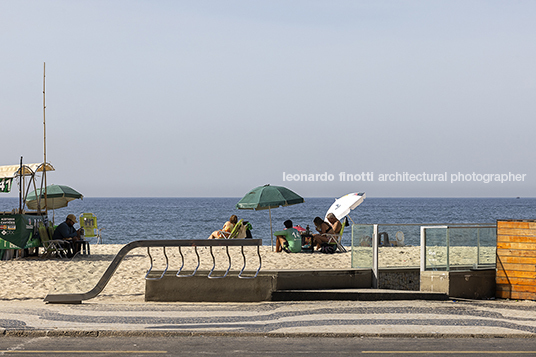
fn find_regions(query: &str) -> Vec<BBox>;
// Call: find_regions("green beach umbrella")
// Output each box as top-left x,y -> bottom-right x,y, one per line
236,184 -> 304,249
25,184 -> 84,210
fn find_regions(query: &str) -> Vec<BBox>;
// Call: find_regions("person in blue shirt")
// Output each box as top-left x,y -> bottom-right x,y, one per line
274,219 -> 302,253
52,214 -> 83,256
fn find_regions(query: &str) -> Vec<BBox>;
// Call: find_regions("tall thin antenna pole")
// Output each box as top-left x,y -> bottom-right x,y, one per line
43,62 -> 48,214
19,156 -> 23,213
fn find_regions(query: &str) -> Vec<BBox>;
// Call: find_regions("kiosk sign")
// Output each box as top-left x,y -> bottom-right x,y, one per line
0,178 -> 13,193
0,215 -> 43,249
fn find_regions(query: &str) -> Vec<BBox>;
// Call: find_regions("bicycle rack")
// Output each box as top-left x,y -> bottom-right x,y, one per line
44,238 -> 262,304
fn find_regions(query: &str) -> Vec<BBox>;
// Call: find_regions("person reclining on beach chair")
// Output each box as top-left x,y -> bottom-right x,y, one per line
208,215 -> 241,239
208,217 -> 252,239
274,220 -> 302,253
312,213 -> 346,253
223,219 -> 244,239
323,216 -> 348,253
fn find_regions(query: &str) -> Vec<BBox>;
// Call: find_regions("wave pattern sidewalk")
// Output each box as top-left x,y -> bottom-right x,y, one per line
1,300 -> 536,338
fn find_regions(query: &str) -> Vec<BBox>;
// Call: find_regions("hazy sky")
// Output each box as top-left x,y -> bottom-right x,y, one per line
2,1 -> 535,198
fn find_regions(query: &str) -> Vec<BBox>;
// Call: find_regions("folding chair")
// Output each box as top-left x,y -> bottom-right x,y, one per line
79,213 -> 104,244
324,217 -> 348,252
38,222 -> 70,258
221,219 -> 244,239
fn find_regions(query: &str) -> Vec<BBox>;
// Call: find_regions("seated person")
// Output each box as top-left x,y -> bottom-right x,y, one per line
274,219 -> 302,253
52,214 -> 83,255
312,213 -> 341,251
208,215 -> 238,239
326,213 -> 342,235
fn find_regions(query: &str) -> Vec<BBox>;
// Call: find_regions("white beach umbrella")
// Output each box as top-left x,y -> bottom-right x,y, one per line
325,192 -> 366,221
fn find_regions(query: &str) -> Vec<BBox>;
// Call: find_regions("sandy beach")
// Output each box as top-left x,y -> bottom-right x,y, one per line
0,244 -> 494,302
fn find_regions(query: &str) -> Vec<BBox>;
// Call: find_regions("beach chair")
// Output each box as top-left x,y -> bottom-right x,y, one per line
233,220 -> 252,239
38,222 -> 70,258
47,225 -> 55,242
221,219 -> 244,239
79,213 -> 103,244
323,217 -> 348,253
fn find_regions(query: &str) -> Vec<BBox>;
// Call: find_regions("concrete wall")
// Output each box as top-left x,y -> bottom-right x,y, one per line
145,269 -> 371,302
146,268 -> 494,302
145,270 -> 276,302
379,268 -> 420,291
420,269 -> 496,299
273,269 -> 371,290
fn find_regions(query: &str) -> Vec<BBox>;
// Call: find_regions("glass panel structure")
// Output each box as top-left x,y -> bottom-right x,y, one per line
376,224 -> 421,268
477,227 -> 496,267
421,225 -> 496,271
422,227 -> 449,271
351,224 -> 374,269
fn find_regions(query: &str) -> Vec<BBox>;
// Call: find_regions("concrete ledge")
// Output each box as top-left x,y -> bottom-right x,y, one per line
145,270 -> 276,302
145,269 -> 372,302
145,268 -> 484,302
271,269 -> 371,290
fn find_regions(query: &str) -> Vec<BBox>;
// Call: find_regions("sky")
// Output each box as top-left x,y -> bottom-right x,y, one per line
1,1 -> 535,198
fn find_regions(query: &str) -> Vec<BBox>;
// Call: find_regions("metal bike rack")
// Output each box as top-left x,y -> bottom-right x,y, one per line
44,238 -> 263,304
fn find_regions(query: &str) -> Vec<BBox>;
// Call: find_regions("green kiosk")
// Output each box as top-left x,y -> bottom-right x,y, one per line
0,162 -> 53,259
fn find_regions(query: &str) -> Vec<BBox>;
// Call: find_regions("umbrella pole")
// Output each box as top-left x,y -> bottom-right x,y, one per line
269,207 -> 273,251
18,157 -> 22,214
43,62 -> 48,217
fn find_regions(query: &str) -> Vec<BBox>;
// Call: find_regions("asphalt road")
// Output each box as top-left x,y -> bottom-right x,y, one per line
0,336 -> 536,356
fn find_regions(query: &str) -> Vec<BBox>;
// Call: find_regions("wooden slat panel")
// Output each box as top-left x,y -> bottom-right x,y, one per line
497,228 -> 536,237
496,270 -> 536,279
495,263 -> 536,272
497,242 -> 536,250
497,235 -> 536,243
497,221 -> 531,229
496,290 -> 536,300
497,220 -> 536,229
496,220 -> 536,300
495,256 -> 536,264
496,277 -> 536,286
496,249 -> 536,257
497,284 -> 536,293
511,291 -> 536,300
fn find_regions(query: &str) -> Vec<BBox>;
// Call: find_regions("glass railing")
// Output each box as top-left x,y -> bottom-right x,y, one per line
351,223 -> 496,270
421,225 -> 496,271
376,224 -> 420,269
351,224 -> 374,269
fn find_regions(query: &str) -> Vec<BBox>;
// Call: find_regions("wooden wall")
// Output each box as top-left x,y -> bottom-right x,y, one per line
496,220 -> 536,300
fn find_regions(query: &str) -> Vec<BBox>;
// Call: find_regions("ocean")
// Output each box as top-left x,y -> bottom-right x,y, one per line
0,197 -> 534,247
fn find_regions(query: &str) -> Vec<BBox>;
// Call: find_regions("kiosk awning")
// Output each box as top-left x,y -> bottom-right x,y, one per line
0,163 -> 55,179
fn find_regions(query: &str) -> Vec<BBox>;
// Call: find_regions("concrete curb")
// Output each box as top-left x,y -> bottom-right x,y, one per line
2,330 -> 536,339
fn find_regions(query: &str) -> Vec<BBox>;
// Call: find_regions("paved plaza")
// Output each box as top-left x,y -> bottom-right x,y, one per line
1,299 -> 536,338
